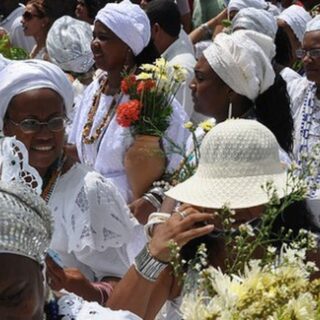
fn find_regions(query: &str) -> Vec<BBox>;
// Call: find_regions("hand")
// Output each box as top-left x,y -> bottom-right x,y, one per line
129,197 -> 157,225
148,205 -> 214,262
46,256 -> 101,302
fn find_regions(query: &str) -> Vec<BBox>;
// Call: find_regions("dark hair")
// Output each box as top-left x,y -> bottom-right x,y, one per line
254,73 -> 294,154
181,200 -> 318,264
146,0 -> 181,38
84,0 -> 114,19
134,39 -> 160,66
274,26 -> 293,67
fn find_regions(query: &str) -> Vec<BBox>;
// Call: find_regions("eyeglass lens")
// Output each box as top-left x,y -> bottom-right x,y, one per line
19,117 -> 65,133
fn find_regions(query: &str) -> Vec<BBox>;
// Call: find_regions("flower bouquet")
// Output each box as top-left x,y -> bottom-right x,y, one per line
116,58 -> 187,200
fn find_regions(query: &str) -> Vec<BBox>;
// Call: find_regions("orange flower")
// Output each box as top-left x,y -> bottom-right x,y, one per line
116,99 -> 141,127
137,79 -> 156,95
121,75 -> 137,94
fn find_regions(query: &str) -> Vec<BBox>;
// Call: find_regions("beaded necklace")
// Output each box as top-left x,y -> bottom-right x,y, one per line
41,154 -> 66,203
82,77 -> 120,145
298,83 -> 320,198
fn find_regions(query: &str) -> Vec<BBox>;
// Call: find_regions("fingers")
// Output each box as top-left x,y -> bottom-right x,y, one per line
175,224 -> 214,247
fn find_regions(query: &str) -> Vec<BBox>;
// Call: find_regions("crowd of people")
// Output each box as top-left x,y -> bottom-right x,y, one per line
0,0 -> 320,319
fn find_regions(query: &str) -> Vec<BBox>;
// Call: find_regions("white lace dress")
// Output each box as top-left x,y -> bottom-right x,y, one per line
48,163 -> 139,280
68,74 -> 189,203
57,293 -> 141,319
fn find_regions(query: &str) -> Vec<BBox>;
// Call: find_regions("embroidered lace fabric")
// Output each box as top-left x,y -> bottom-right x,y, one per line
57,293 -> 142,319
48,163 -> 138,279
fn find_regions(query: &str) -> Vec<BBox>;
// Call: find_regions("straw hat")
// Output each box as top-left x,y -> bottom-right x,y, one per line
166,119 -> 287,209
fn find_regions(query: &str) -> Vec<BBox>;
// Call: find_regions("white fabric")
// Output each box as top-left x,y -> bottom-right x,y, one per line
0,60 -> 74,128
228,0 -> 267,14
232,8 -> 278,39
0,53 -> 11,71
47,16 -> 94,73
162,30 -> 196,119
266,3 -> 281,16
287,76 -> 320,199
306,15 -> 320,32
203,30 -> 275,101
166,119 -> 287,209
280,67 -> 301,84
95,0 -> 151,56
0,6 -> 35,53
49,163 -> 138,280
58,293 -> 142,319
69,74 -> 189,203
277,5 -> 312,43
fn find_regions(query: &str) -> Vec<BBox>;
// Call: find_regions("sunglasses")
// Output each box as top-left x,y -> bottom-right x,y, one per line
8,116 -> 66,134
22,11 -> 42,21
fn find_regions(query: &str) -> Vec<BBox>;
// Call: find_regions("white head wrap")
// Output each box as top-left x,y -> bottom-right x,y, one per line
0,60 -> 74,130
277,5 -> 312,43
95,0 -> 151,56
228,0 -> 267,14
46,16 -> 94,74
232,8 -> 278,39
203,30 -> 276,101
306,15 -> 320,32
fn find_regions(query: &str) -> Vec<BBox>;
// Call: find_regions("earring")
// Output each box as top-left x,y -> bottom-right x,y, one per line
228,101 -> 233,119
123,48 -> 132,74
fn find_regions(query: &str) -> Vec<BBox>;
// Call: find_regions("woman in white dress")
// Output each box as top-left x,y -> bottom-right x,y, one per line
0,59 -> 138,305
68,1 -> 189,208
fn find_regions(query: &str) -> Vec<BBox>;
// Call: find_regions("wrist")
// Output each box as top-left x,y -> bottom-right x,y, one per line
134,244 -> 168,282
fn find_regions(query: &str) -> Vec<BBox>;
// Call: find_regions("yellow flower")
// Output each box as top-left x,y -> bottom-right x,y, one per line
140,63 -> 157,72
199,120 -> 215,132
172,64 -> 187,82
184,121 -> 194,129
136,72 -> 153,80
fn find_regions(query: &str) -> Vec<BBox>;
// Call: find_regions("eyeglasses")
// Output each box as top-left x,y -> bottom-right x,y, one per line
8,117 -> 65,133
296,48 -> 320,59
22,11 -> 42,21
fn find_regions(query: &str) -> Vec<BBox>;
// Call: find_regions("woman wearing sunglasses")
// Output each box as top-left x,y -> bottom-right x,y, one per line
21,0 -> 52,59
0,59 -> 139,306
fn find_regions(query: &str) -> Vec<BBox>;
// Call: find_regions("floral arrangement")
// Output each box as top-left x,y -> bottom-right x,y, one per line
116,57 -> 186,137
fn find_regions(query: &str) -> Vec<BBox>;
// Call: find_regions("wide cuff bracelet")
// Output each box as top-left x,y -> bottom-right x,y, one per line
134,244 -> 168,282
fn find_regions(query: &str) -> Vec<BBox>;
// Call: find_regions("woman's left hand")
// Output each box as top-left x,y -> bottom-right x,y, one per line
46,256 -> 101,302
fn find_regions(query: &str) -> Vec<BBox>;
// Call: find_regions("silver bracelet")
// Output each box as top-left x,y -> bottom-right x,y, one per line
149,186 -> 165,201
200,22 -> 213,37
143,193 -> 161,211
134,244 -> 168,282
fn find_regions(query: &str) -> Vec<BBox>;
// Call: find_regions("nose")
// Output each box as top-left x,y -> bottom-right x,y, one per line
303,53 -> 312,65
189,77 -> 196,91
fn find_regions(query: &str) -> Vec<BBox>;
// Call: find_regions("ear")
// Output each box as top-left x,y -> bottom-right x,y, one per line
151,22 -> 161,38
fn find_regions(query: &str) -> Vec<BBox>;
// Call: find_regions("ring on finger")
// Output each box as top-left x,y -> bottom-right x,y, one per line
177,210 -> 187,219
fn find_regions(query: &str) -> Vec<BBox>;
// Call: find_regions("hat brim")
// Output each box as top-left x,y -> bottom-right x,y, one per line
165,172 -> 288,209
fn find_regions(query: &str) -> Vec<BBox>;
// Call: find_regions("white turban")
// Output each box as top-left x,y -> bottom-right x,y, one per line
95,0 -> 151,56
277,5 -> 312,43
203,30 -> 275,101
0,60 -> 74,130
228,0 -> 267,14
306,15 -> 320,32
232,8 -> 278,39
46,16 -> 94,74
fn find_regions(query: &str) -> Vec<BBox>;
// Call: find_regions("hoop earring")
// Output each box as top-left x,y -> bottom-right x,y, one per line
228,101 -> 233,119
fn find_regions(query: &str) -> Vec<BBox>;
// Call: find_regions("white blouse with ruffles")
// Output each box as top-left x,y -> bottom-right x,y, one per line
48,163 -> 139,280
69,74 -> 189,203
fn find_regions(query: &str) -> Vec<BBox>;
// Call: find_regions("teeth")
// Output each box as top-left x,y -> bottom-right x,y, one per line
33,146 -> 53,151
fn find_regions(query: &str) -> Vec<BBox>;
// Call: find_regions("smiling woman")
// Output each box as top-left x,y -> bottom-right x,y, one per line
0,59 -> 140,306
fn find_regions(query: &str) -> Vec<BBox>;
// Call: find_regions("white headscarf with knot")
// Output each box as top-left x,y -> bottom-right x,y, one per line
277,5 -> 312,43
228,0 -> 267,14
46,16 -> 94,74
95,0 -> 151,56
203,30 -> 276,101
232,8 -> 278,39
0,59 -> 74,130
306,15 -> 320,32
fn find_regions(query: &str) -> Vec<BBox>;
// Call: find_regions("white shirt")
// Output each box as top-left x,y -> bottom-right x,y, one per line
162,29 -> 196,120
69,74 -> 189,203
0,6 -> 35,53
49,163 -> 138,280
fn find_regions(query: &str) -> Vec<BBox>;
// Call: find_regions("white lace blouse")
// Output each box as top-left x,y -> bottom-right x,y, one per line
69,74 -> 189,203
58,293 -> 141,319
48,163 -> 138,280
